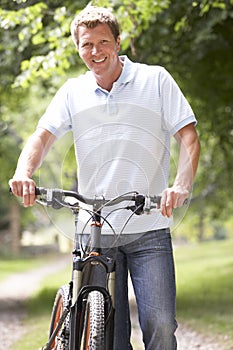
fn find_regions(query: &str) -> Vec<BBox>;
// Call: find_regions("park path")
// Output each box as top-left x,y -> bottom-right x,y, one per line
128,280 -> 230,350
0,254 -> 230,350
0,254 -> 70,350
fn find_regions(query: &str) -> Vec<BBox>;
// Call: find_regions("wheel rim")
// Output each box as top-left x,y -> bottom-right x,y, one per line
51,295 -> 63,349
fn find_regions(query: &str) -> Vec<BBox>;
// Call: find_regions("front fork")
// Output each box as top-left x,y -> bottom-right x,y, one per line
69,254 -> 116,350
69,210 -> 115,349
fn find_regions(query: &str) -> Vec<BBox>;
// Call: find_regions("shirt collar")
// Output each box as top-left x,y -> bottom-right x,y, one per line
117,55 -> 135,84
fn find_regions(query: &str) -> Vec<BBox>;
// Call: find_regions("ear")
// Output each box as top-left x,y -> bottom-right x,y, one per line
116,36 -> 121,52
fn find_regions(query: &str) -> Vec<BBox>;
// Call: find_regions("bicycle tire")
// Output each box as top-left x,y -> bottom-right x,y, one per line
80,290 -> 105,350
49,285 -> 70,350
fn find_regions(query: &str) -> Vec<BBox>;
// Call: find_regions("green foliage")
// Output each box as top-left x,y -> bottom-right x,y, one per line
175,239 -> 233,341
113,0 -> 170,52
0,112 -> 22,230
1,0 -> 170,87
0,1 -> 85,89
0,3 -> 46,31
132,0 -> 233,224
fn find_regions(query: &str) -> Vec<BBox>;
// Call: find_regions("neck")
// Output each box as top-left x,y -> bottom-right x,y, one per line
95,59 -> 123,91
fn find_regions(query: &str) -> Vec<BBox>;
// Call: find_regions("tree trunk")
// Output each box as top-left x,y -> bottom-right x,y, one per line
9,203 -> 21,254
198,207 -> 205,242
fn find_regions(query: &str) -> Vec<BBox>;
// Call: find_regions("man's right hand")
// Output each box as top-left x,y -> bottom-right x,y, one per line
9,177 -> 36,207
8,129 -> 56,207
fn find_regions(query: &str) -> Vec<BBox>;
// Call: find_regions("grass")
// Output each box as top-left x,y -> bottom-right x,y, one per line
175,238 -> 233,345
13,265 -> 70,350
0,254 -> 59,282
7,239 -> 233,349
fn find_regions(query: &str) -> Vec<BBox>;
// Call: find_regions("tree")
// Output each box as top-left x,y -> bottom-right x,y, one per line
138,0 -> 233,237
134,0 -> 233,227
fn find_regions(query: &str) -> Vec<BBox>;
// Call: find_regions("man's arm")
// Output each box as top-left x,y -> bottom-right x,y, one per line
160,123 -> 201,217
9,128 -> 56,207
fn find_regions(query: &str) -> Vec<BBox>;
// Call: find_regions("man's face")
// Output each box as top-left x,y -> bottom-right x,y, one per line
78,23 -> 121,81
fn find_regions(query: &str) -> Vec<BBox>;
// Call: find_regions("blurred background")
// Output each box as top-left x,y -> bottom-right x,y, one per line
0,0 -> 232,348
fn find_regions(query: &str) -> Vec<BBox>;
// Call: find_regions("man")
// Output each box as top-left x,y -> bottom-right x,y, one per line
9,5 -> 200,350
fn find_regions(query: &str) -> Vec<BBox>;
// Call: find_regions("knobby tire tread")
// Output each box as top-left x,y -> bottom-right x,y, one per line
81,290 -> 105,350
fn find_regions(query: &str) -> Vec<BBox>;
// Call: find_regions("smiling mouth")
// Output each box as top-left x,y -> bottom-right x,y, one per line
93,57 -> 106,63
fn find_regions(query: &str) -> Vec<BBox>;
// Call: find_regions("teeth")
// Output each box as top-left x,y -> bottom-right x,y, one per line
94,58 -> 105,63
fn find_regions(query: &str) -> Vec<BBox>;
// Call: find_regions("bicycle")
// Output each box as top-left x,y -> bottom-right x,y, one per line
31,187 -> 161,350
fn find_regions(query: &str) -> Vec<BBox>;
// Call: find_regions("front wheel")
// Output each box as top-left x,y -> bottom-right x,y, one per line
80,290 -> 105,350
49,285 -> 70,350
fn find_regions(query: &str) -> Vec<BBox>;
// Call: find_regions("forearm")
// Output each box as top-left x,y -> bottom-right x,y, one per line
173,130 -> 200,192
13,128 -> 55,178
161,123 -> 200,217
9,128 -> 56,206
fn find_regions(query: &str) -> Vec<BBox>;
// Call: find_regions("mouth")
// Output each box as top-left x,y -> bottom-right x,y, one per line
92,57 -> 106,63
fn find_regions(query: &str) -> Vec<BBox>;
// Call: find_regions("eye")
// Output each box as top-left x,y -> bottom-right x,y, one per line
82,42 -> 92,48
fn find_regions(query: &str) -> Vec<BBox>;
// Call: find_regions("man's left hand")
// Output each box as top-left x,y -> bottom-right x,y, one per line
160,186 -> 189,217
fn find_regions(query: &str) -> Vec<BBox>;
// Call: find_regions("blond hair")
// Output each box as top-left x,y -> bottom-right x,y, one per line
71,6 -> 120,48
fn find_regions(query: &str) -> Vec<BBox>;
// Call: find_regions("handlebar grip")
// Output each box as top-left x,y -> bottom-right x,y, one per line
9,186 -> 43,196
35,187 -> 42,195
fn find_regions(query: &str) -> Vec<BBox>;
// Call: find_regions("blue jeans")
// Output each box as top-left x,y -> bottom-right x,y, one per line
102,229 -> 177,350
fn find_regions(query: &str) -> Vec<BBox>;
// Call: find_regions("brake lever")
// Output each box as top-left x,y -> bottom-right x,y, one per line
144,196 -> 161,214
36,188 -> 65,209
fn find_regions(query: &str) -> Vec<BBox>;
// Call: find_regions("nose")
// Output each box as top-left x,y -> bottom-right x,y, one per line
91,44 -> 101,55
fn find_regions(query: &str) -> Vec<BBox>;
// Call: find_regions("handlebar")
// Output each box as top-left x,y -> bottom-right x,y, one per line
34,187 -> 161,215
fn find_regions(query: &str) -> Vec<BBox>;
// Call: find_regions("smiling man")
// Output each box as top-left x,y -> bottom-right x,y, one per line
9,5 -> 200,350
76,23 -> 122,90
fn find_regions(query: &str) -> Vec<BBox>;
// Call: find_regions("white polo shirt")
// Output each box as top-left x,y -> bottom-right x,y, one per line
38,56 -> 196,234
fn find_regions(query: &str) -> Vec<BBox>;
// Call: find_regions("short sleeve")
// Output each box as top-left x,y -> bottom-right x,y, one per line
159,68 -> 197,135
37,81 -> 72,139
